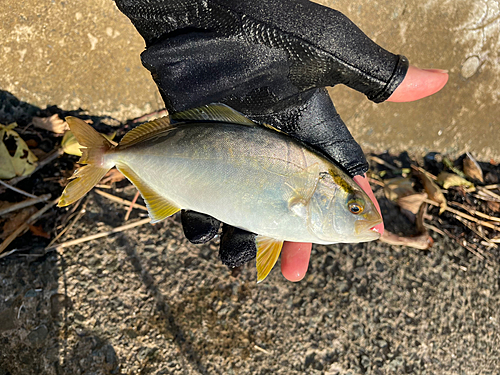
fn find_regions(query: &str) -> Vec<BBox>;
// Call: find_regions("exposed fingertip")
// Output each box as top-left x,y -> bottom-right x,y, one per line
280,242 -> 311,282
387,65 -> 449,103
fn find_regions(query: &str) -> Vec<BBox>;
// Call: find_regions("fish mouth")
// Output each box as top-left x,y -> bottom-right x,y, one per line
355,219 -> 383,240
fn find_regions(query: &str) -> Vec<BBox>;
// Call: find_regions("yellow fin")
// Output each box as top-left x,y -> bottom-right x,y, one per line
256,236 -> 284,283
116,162 -> 180,223
120,117 -> 172,147
58,117 -> 115,207
171,104 -> 256,126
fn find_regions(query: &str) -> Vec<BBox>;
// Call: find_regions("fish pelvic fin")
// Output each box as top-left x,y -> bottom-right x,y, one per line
116,162 -> 180,223
256,236 -> 284,283
58,117 -> 115,207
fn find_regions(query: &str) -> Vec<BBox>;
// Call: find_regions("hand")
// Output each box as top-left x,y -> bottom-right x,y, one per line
281,67 -> 448,281
115,0 -> 448,281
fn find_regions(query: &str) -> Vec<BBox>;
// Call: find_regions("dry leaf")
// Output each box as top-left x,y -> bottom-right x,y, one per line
29,224 -> 50,239
487,201 -> 500,212
397,192 -> 428,215
61,130 -> 81,156
100,169 -> 125,185
32,114 -> 69,135
379,230 -> 434,250
0,123 -> 38,179
383,177 -> 415,201
463,152 -> 484,182
62,129 -> 116,156
380,202 -> 433,250
414,169 -> 447,214
437,172 -> 474,189
0,206 -> 37,240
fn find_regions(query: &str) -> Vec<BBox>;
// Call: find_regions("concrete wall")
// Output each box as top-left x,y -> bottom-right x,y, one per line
2,0 -> 499,160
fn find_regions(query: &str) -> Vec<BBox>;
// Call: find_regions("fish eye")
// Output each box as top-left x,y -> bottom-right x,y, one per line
348,199 -> 364,215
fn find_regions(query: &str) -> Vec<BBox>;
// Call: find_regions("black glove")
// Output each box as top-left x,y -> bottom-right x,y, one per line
115,0 -> 409,267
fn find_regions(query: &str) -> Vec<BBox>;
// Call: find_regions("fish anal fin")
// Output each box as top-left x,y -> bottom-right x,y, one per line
171,104 -> 256,126
120,116 -> 172,147
256,235 -> 284,283
117,163 -> 180,222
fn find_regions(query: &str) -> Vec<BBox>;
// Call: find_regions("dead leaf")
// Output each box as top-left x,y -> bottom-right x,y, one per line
379,230 -> 434,250
61,130 -> 81,156
437,172 -> 474,189
383,177 -> 415,201
32,114 -> 69,135
463,152 -> 484,182
415,169 -> 447,214
100,169 -> 125,185
397,192 -> 428,215
29,224 -> 50,239
487,201 -> 500,212
0,206 -> 37,240
0,123 -> 38,179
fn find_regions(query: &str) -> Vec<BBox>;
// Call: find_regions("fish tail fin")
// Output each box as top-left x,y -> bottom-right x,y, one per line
58,117 -> 116,207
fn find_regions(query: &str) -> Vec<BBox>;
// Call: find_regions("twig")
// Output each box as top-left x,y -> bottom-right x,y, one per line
124,190 -> 141,221
47,198 -> 88,248
0,198 -> 59,255
453,215 -> 497,248
253,345 -> 271,355
0,179 -> 39,199
425,199 -> 500,232
0,194 -> 51,216
131,108 -> 169,123
7,148 -> 64,187
448,201 -> 500,223
472,191 -> 500,203
484,184 -> 500,190
369,156 -> 399,171
478,186 -> 500,201
442,228 -> 489,263
94,189 -> 148,211
424,223 -> 446,236
367,177 -> 385,187
43,218 -> 151,253
411,165 -> 438,180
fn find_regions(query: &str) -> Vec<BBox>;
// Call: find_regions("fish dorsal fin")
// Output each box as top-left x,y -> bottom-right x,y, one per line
116,162 -> 180,223
171,104 -> 256,126
120,116 -> 172,147
256,236 -> 284,283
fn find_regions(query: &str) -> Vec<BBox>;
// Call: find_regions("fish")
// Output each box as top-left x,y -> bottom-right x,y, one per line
58,104 -> 382,282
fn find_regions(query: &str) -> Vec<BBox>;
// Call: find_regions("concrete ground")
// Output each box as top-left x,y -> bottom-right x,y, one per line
1,0 -> 499,161
1,1 -> 500,374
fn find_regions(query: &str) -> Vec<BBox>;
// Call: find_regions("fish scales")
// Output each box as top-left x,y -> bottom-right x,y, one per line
112,123 -> 328,241
58,105 -> 381,282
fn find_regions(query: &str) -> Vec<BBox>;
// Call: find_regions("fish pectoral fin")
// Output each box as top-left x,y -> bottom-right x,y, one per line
256,236 -> 284,283
116,163 -> 180,223
286,164 -> 320,216
171,104 -> 256,126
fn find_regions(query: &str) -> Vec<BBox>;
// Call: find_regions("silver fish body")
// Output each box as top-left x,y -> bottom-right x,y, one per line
108,122 -> 380,244
59,105 -> 381,282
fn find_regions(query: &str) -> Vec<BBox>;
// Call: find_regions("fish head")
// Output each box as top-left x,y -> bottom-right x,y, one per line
307,170 -> 382,243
